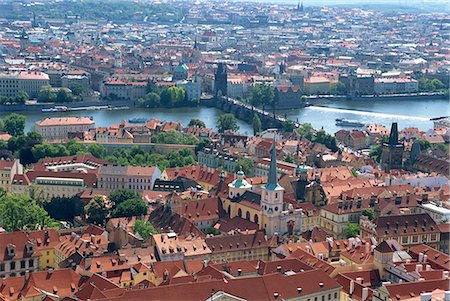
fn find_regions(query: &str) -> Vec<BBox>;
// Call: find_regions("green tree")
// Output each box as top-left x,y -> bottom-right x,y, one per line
235,158 -> 254,177
362,208 -> 376,221
138,92 -> 161,108
43,196 -> 84,222
204,227 -> 220,236
133,219 -> 158,240
66,139 -> 87,155
296,123 -> 314,141
3,113 -> 26,136
368,145 -> 382,162
69,83 -> 84,96
109,189 -> 140,206
415,139 -> 431,150
217,114 -> 239,133
84,196 -> 108,225
282,120 -> 297,133
112,198 -> 148,217
252,114 -> 261,135
330,81 -> 346,95
151,130 -> 199,145
433,142 -> 448,153
14,90 -> 29,104
251,84 -> 274,106
315,129 -> 338,151
0,193 -> 58,232
56,89 -> 73,103
188,118 -> 206,128
38,86 -> 56,103
344,223 -> 360,238
285,154 -> 294,163
88,144 -> 107,158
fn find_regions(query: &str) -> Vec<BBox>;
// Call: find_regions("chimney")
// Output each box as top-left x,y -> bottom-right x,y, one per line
444,291 -> 450,301
420,292 -> 432,301
365,242 -> 370,254
237,268 -> 242,276
416,264 -> 423,272
423,255 -> 428,262
362,288 -> 369,301
426,264 -> 431,271
356,277 -> 364,284
418,252 -> 424,262
349,280 -> 355,295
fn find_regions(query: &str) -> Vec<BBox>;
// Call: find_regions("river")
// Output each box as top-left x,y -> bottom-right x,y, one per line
1,98 -> 448,134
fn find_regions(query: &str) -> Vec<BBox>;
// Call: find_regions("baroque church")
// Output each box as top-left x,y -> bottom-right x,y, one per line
222,139 -> 302,236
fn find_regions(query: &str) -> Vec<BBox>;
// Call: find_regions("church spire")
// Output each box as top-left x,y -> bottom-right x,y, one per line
267,136 -> 278,188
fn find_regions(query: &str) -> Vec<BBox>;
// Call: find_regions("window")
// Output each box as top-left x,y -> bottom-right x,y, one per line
334,292 -> 337,299
322,296 -> 325,301
10,262 -> 15,270
328,294 -> 331,300
0,263 -> 4,271
401,236 -> 408,244
412,235 -> 419,243
20,261 -> 25,269
29,259 -> 34,267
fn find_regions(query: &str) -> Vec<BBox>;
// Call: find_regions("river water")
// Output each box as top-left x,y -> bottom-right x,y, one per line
1,98 -> 448,135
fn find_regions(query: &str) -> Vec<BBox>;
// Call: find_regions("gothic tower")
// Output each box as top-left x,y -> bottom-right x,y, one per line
380,122 -> 404,171
214,62 -> 227,97
260,137 -> 284,236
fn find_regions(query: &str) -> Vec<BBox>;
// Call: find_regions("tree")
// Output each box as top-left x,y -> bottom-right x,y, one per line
188,118 -> 206,128
296,123 -> 314,141
138,92 -> 161,108
112,198 -> 148,217
133,219 -> 158,240
66,139 -> 87,155
362,208 -> 376,221
109,189 -> 140,206
368,145 -> 382,162
0,193 -> 58,232
56,89 -> 73,103
84,196 -> 108,225
252,114 -> 261,135
251,84 -> 275,106
38,86 -> 55,103
43,196 -> 84,222
151,130 -> 199,145
415,139 -> 431,150
235,158 -> 254,177
315,129 -> 338,152
69,83 -> 84,96
217,114 -> 239,133
204,227 -> 220,236
14,90 -> 29,104
282,120 -> 297,133
285,154 -> 294,163
88,144 -> 107,158
330,81 -> 346,95
434,142 -> 448,153
344,223 -> 360,238
3,113 -> 26,136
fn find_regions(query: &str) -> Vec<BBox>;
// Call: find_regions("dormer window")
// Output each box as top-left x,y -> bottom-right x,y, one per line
7,244 -> 16,257
26,242 -> 34,254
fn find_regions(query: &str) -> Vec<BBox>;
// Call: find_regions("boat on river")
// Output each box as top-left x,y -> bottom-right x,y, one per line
41,106 -> 68,112
128,117 -> 148,124
335,118 -> 365,127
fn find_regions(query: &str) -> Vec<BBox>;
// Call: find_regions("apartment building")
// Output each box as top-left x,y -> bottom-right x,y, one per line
97,164 -> 161,191
360,213 -> 440,250
0,159 -> 23,190
0,71 -> 49,98
35,117 -> 95,141
0,231 -> 40,278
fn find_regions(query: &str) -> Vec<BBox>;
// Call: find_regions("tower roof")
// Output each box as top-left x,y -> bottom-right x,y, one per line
265,136 -> 283,191
389,122 -> 399,146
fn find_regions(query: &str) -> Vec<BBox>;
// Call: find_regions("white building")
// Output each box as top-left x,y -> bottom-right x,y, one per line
176,78 -> 202,101
419,202 -> 450,224
374,78 -> 418,94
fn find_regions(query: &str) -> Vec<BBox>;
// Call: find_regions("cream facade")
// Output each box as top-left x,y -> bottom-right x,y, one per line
35,117 -> 95,141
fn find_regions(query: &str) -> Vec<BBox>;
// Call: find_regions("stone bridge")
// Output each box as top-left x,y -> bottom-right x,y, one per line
215,96 -> 301,130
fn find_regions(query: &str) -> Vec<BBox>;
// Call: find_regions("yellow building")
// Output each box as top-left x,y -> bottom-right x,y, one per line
27,229 -> 61,270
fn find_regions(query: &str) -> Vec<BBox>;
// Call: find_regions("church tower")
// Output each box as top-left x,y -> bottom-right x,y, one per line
260,137 -> 284,236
